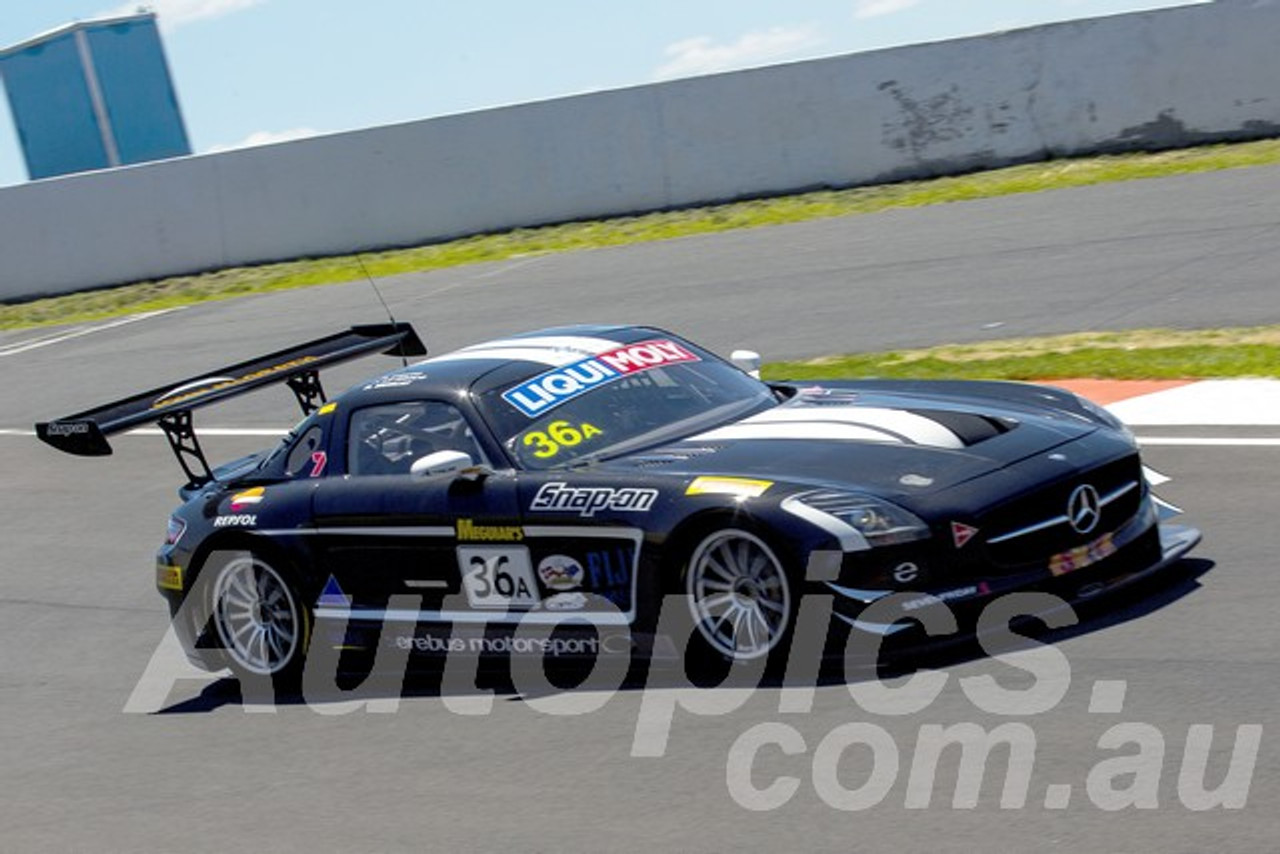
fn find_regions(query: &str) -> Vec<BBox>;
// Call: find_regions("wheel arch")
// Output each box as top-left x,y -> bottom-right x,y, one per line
190,530 -> 315,683
185,529 -> 309,599
659,506 -> 804,592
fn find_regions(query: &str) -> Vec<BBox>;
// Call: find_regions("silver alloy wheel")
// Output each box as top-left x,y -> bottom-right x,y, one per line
686,529 -> 792,661
212,556 -> 301,676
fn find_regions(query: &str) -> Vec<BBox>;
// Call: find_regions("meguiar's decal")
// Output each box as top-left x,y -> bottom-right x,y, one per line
503,339 -> 699,417
152,357 -> 319,409
456,518 -> 524,542
521,420 -> 603,459
685,476 -> 773,498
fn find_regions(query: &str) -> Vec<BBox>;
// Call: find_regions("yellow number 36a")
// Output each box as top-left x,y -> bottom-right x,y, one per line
523,420 -> 602,458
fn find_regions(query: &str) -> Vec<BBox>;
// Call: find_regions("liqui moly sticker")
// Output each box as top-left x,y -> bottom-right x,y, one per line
502,339 -> 699,417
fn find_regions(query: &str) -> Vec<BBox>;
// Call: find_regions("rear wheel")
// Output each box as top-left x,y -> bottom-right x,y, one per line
210,553 -> 310,689
685,528 -> 794,665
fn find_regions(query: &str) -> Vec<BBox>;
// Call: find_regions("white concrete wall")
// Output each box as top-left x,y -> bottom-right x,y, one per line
2,0 -> 1277,300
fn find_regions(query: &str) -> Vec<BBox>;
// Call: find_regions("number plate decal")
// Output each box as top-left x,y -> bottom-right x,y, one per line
457,546 -> 539,609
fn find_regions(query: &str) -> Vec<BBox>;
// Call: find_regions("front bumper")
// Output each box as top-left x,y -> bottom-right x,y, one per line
827,522 -> 1201,641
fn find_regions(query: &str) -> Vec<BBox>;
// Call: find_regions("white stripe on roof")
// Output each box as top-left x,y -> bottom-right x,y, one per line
422,335 -> 624,368
459,335 -> 621,355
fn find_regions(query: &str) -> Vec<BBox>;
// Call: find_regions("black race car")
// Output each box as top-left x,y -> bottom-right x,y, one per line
37,323 -> 1199,687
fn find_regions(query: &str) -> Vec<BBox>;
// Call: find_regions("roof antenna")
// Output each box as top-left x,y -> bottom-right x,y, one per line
356,253 -> 408,367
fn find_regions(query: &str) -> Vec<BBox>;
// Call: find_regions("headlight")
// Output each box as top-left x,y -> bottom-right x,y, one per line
783,490 -> 930,548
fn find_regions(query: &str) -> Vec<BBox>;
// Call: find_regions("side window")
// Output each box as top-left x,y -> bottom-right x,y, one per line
284,424 -> 327,478
348,401 -> 487,476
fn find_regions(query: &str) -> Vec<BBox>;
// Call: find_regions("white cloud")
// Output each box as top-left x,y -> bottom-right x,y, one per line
854,0 -> 921,20
100,0 -> 267,31
654,26 -> 823,80
205,127 -> 319,153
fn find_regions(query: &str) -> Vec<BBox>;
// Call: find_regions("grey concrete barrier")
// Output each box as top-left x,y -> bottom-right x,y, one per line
1,0 -> 1276,301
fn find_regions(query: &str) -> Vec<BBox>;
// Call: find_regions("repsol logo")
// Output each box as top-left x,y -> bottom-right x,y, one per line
213,514 -> 258,528
502,339 -> 699,417
456,518 -> 524,542
529,482 -> 658,517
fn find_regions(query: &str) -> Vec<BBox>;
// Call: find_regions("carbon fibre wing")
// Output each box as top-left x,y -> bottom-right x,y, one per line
35,323 -> 425,484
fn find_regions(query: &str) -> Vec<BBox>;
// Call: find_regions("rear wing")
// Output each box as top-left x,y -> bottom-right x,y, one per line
36,323 -> 426,486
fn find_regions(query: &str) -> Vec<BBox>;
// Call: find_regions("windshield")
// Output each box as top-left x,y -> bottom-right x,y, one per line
478,339 -> 776,469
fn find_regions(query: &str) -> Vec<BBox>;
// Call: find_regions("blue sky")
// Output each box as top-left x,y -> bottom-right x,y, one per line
0,0 -> 1208,187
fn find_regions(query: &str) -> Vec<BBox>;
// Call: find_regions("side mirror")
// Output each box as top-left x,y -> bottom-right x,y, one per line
730,349 -> 762,379
410,450 -> 474,478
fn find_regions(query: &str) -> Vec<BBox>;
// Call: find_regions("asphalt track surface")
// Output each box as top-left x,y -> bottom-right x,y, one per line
4,166 -> 1280,853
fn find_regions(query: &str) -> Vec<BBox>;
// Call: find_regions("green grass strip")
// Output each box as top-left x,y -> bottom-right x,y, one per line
3,138 -> 1280,332
762,326 -> 1280,381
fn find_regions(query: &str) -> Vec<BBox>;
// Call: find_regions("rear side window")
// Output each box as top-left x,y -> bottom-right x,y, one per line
285,424 -> 327,478
348,401 -> 487,476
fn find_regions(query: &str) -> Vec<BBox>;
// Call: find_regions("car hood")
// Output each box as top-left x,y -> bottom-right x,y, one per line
601,390 -> 1104,496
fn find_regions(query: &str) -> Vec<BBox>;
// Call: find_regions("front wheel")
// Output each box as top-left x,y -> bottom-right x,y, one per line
209,552 -> 310,689
684,528 -> 794,665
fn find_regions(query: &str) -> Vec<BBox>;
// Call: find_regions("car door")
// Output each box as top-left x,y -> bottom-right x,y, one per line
310,398 -> 532,622
513,470 -> 658,627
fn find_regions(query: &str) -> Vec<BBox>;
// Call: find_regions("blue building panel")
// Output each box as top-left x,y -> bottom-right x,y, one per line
0,32 -> 109,180
86,17 -> 190,166
0,13 -> 190,181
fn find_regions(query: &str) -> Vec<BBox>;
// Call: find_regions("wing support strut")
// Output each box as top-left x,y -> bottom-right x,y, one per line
158,409 -> 214,490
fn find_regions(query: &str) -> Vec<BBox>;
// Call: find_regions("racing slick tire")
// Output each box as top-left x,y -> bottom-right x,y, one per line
680,526 -> 798,682
206,550 -> 312,697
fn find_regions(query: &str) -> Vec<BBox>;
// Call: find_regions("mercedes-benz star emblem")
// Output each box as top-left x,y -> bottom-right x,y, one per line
1067,484 -> 1102,535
